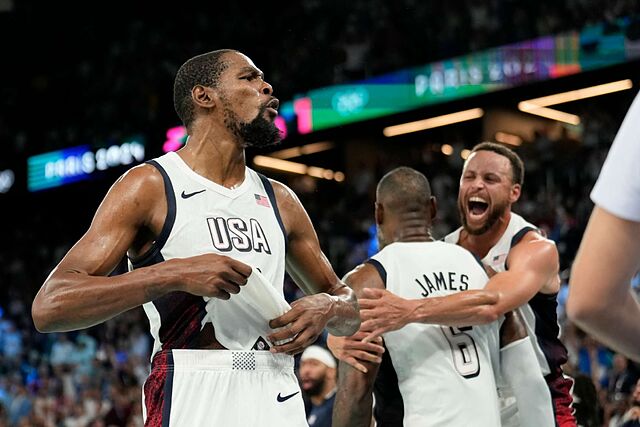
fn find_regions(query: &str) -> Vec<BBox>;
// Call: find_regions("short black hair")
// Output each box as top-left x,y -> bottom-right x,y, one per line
377,167 -> 432,212
471,142 -> 525,186
173,49 -> 237,129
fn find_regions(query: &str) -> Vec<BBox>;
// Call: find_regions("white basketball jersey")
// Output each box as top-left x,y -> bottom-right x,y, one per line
445,212 -> 565,376
369,241 -> 501,426
445,213 -> 567,426
128,152 -> 289,359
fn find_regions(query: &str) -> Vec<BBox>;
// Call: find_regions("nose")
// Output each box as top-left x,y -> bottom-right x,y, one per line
261,81 -> 273,96
470,177 -> 485,190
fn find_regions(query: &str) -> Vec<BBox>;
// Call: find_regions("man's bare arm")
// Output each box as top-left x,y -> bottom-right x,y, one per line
567,206 -> 640,361
32,165 -> 251,332
332,264 -> 384,427
360,233 -> 558,338
333,358 -> 379,427
266,181 -> 359,353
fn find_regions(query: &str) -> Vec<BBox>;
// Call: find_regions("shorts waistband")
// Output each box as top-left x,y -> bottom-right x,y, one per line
151,349 -> 294,372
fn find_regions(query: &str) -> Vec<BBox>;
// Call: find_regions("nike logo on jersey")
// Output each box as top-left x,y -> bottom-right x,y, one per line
277,391 -> 299,402
181,189 -> 206,199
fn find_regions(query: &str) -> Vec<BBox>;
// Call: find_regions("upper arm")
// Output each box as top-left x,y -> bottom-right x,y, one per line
569,206 -> 640,310
51,164 -> 163,279
270,180 -> 342,295
343,263 -> 386,297
485,233 -> 560,313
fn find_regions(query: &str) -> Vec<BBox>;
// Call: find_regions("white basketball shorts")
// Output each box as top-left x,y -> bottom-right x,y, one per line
142,349 -> 308,427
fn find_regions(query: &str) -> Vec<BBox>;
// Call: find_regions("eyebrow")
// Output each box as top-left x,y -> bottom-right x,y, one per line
238,66 -> 264,79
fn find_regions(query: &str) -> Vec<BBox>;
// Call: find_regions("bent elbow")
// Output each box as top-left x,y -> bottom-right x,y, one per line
32,301 -> 52,333
31,292 -> 61,333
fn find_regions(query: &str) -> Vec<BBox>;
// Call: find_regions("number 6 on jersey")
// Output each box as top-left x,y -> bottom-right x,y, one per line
441,326 -> 480,378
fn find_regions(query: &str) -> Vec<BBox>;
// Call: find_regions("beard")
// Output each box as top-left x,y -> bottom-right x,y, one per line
223,100 -> 281,148
458,197 -> 508,236
302,377 -> 325,397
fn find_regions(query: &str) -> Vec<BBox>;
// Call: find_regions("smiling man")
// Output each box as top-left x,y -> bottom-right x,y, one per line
356,142 -> 575,426
32,49 -> 359,427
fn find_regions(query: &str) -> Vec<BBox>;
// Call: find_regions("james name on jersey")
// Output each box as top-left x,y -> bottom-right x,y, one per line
414,271 -> 470,297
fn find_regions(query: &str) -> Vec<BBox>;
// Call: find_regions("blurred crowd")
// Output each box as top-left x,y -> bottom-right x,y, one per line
2,103 -> 639,426
2,0 -> 640,426
1,0 -> 640,157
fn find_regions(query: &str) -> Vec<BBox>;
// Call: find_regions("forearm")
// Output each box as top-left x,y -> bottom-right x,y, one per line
32,262 -> 175,332
325,285 -> 361,336
411,290 -> 501,326
500,337 -> 554,427
570,290 -> 640,362
332,362 -> 375,427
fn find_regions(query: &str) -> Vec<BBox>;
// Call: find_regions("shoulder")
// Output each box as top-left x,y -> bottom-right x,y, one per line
509,230 -> 559,268
266,178 -> 302,210
112,163 -> 165,202
343,262 -> 385,295
103,163 -> 165,223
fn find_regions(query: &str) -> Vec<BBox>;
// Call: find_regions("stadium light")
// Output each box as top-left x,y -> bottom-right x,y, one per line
518,103 -> 581,125
267,141 -> 335,160
253,155 -> 344,182
495,132 -> 524,146
519,79 -> 633,108
518,79 -> 633,125
383,108 -> 484,137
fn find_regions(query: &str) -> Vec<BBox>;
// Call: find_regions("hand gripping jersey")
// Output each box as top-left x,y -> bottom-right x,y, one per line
368,241 -> 502,427
128,151 -> 289,356
445,212 -> 574,427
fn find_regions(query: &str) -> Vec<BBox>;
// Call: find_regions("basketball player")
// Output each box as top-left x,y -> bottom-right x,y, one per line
31,50 -> 360,426
567,91 -> 640,362
351,143 -> 574,426
332,167 -> 553,427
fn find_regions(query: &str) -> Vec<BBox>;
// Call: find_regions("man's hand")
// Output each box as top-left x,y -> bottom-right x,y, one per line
267,293 -> 335,355
169,254 -> 252,299
359,288 -> 418,342
327,332 -> 384,373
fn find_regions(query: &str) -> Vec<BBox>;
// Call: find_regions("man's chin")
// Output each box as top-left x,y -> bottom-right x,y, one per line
463,223 -> 488,236
461,215 -> 484,234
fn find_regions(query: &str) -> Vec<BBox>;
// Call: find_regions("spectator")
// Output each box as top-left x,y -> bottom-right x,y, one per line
299,346 -> 338,427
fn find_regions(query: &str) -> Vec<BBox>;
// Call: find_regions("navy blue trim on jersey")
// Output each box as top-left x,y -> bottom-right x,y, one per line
129,160 -> 177,268
529,292 -> 569,372
471,253 -> 485,270
373,345 -> 404,426
510,226 -> 536,248
257,173 -> 287,247
504,226 -> 537,270
366,259 -> 387,288
161,351 -> 175,427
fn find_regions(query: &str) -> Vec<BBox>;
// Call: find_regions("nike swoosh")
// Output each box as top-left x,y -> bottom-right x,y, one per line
181,189 -> 206,199
276,391 -> 300,402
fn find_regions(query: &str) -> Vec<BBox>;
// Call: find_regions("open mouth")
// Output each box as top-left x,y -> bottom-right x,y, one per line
467,196 -> 489,217
266,98 -> 280,113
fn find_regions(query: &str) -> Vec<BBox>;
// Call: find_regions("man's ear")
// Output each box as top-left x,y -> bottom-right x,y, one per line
429,196 -> 438,221
191,85 -> 217,109
510,184 -> 521,204
375,202 -> 384,226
